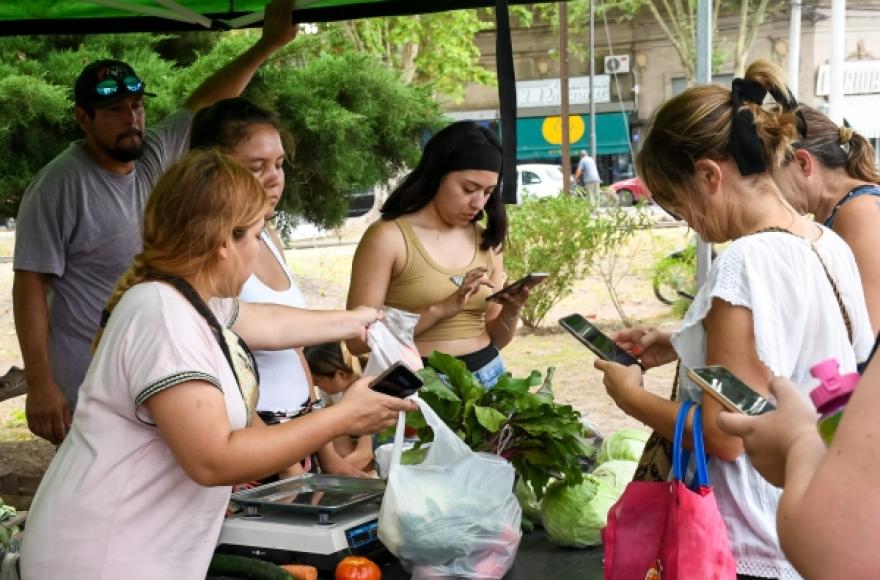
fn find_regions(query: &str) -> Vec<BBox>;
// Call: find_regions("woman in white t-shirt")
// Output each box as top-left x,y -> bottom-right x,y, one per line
190,98 -> 370,477
19,151 -> 416,580
594,60 -> 873,580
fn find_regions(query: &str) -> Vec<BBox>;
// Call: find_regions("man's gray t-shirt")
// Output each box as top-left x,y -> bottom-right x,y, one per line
14,109 -> 193,408
577,156 -> 600,185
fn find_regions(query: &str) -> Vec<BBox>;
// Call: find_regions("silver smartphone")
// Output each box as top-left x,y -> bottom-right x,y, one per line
687,366 -> 775,415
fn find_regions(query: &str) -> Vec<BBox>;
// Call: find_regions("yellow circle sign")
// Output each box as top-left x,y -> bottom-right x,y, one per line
541,115 -> 585,145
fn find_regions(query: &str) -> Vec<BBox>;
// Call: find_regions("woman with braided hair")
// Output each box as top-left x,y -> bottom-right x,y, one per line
773,107 -> 880,332
19,151 -> 416,580
596,60 -> 873,579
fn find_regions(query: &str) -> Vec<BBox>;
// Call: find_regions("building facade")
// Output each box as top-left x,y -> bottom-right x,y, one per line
444,3 -> 880,183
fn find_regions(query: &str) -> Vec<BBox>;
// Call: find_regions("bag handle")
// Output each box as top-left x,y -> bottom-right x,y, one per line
672,401 -> 710,489
388,397 -> 471,473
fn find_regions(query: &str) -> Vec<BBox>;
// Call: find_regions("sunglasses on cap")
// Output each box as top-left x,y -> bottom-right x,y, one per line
94,75 -> 146,97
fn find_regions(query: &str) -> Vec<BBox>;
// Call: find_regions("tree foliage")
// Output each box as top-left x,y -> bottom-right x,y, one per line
515,0 -> 785,81
0,30 -> 442,225
305,11 -> 497,102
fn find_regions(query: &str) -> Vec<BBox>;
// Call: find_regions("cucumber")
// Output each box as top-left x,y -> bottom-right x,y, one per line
207,554 -> 292,580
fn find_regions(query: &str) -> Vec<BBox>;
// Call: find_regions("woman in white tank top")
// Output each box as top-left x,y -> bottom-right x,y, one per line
191,98 -> 372,477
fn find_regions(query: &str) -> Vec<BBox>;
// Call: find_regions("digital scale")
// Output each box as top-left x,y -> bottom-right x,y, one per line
216,474 -> 387,571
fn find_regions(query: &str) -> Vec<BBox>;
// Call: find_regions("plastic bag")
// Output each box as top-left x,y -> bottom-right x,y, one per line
378,398 -> 522,579
363,307 -> 423,376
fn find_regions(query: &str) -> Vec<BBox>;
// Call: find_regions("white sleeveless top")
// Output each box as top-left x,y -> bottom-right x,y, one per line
240,229 -> 311,412
671,227 -> 873,579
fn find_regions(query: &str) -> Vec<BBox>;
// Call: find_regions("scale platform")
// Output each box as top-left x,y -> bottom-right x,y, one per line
216,474 -> 386,571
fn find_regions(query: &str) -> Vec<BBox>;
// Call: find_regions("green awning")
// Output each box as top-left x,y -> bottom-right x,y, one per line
516,113 -> 631,160
0,0 -> 548,35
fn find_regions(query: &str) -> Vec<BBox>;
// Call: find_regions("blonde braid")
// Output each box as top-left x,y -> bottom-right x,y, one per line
91,254 -> 154,352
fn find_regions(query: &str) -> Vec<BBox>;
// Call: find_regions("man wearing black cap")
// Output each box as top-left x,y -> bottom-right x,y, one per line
12,0 -> 298,445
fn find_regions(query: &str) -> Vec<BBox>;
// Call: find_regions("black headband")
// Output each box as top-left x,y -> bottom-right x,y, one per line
446,144 -> 503,174
729,77 -> 804,176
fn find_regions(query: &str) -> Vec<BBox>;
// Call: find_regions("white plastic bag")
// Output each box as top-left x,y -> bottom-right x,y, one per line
378,398 -> 522,579
363,307 -> 423,376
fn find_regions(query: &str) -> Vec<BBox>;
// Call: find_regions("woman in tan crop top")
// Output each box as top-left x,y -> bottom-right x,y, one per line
347,122 -> 536,387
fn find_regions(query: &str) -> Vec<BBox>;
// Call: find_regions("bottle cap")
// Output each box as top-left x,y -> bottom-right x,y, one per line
809,358 -> 860,409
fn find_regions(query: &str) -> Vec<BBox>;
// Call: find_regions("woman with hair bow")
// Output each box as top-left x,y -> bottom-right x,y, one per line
596,60 -> 873,579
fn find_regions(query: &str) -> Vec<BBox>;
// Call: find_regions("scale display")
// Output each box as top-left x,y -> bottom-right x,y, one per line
231,474 -> 386,514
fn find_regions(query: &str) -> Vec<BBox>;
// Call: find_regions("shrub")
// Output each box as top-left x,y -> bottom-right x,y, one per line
505,197 -> 645,327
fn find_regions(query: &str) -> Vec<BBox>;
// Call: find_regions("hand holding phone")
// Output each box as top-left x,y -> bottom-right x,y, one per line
369,361 -> 424,398
558,314 -> 642,367
688,366 -> 775,415
486,273 -> 548,302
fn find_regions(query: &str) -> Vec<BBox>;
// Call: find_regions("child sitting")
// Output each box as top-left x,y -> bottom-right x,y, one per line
305,342 -> 376,477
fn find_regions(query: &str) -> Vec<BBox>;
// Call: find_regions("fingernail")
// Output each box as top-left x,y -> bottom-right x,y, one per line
631,346 -> 642,355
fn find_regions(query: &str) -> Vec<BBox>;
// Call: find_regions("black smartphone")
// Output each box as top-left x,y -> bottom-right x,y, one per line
687,366 -> 775,415
486,272 -> 549,302
369,361 -> 424,398
558,314 -> 641,367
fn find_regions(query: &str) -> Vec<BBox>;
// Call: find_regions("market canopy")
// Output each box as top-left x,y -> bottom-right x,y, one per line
0,0 -> 544,35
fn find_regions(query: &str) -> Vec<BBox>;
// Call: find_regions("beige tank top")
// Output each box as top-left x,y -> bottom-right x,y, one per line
385,218 -> 494,342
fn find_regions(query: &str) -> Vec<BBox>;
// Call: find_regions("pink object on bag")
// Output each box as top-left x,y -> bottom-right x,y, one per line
602,402 -> 736,580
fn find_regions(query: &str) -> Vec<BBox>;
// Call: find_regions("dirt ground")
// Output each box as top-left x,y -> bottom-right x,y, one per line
0,225 -> 691,507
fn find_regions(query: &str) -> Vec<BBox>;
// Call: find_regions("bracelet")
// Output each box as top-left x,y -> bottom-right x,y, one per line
499,313 -> 519,332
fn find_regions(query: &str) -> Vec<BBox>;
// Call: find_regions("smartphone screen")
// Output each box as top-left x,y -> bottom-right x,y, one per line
369,362 -> 424,398
558,314 -> 641,367
486,273 -> 548,302
688,366 -> 775,415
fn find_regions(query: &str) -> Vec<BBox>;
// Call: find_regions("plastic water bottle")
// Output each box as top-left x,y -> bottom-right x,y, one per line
809,358 -> 860,444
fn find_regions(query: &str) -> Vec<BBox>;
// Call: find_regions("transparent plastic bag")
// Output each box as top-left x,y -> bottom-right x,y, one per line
378,398 -> 522,579
363,307 -> 423,376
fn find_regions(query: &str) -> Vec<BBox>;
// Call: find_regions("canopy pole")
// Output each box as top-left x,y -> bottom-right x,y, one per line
695,0 -> 713,288
560,1 -> 572,196
495,0 -> 518,204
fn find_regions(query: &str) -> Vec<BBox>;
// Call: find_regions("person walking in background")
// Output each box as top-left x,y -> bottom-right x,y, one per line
12,0 -> 299,445
574,149 -> 601,201
773,106 -> 880,333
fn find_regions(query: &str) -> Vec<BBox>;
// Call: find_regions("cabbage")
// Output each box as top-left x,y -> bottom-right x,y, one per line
596,428 -> 650,464
591,460 -> 637,495
540,475 -> 619,547
514,478 -> 543,524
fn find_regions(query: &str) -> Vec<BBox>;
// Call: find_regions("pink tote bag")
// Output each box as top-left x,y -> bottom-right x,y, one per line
603,401 -> 737,580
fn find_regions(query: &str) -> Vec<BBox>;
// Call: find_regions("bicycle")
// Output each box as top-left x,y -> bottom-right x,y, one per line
652,241 -> 716,305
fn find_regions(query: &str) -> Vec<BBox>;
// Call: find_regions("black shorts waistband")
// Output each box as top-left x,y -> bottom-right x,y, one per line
421,343 -> 499,373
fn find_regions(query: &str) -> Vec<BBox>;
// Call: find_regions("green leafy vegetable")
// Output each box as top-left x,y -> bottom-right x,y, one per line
405,352 -> 593,499
596,428 -> 650,464
591,460 -> 638,495
541,475 -> 619,547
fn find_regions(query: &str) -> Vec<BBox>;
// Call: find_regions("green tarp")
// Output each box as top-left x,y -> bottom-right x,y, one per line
0,0 -> 547,35
516,113 -> 631,160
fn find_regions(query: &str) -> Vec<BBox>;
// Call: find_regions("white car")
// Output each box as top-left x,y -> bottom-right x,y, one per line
516,164 -> 565,200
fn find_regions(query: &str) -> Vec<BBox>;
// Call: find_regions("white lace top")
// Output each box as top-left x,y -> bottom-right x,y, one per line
671,226 -> 873,579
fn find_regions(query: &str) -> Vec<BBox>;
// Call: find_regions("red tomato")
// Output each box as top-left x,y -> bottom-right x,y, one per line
335,556 -> 382,580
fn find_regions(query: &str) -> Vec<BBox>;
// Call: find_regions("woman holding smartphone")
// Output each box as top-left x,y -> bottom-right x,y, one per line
594,60 -> 873,580
19,152 -> 415,579
347,122 -> 528,387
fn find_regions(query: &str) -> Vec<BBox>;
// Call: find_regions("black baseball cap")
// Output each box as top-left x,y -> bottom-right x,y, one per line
74,59 -> 156,108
